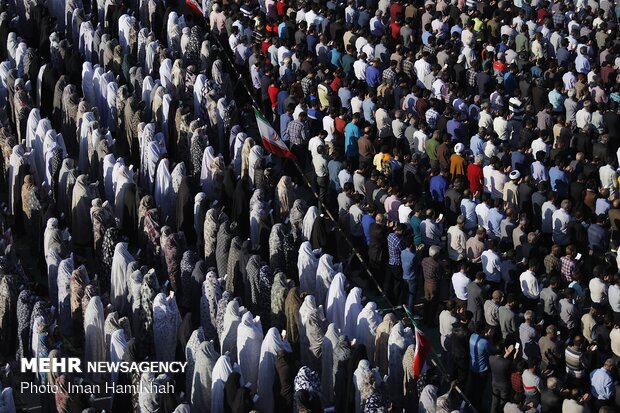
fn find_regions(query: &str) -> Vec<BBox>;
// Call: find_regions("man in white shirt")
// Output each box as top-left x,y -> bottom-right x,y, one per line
353,53 -> 369,81
551,199 -> 573,246
439,300 -> 458,352
478,102 -> 493,130
447,216 -> 467,262
541,196 -> 558,235
414,52 -> 432,89
575,100 -> 592,130
589,266 -> 610,305
452,263 -> 470,303
398,196 -> 414,224
520,259 -> 541,310
481,239 -> 502,287
599,159 -> 618,199
475,195 -> 492,230
609,275 -> 620,318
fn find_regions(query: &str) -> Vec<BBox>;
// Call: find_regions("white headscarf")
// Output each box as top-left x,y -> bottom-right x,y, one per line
84,296 -> 105,383
82,62 -> 95,106
154,158 -> 172,216
232,132 -> 247,177
56,255 -> 74,337
315,254 -> 342,307
248,145 -> 263,187
387,322 -> 414,406
236,311 -> 263,393
159,58 -> 173,93
102,153 -> 116,204
200,146 -> 215,194
297,241 -> 321,296
257,327 -> 292,412
302,206 -> 319,241
321,322 -> 341,406
153,292 -> 182,362
25,108 -> 41,150
211,354 -> 235,413
185,327 -> 206,396
220,300 -> 246,364
299,295 -> 327,370
344,287 -> 363,340
325,272 -> 347,332
356,302 -> 382,362
110,329 -> 128,386
110,242 -> 133,315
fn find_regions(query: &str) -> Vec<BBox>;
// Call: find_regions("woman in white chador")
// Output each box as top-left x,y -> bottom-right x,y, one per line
298,295 -> 327,371
315,254 -> 342,307
356,301 -> 382,363
211,353 -> 236,413
83,296 -> 105,383
153,291 -> 182,362
236,311 -> 263,393
110,242 -> 133,316
256,327 -> 292,412
297,241 -> 320,296
344,287 -> 363,340
325,272 -> 347,332
191,340 -> 219,412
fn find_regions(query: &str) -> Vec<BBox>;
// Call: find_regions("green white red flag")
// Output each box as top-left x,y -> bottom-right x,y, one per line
254,108 -> 296,159
413,326 -> 431,380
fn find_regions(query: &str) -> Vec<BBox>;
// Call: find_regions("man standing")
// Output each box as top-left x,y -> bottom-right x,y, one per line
386,224 -> 405,303
422,245 -> 443,326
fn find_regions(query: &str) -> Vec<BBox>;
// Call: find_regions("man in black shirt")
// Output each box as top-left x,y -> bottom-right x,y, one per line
489,341 -> 516,413
450,311 -> 473,385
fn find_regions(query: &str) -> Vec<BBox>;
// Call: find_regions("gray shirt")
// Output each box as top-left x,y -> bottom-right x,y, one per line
498,305 -> 517,339
540,287 -> 558,316
484,300 -> 500,327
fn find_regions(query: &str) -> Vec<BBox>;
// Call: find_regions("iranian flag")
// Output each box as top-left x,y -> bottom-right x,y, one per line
412,326 -> 431,380
186,0 -> 204,16
254,108 -> 296,159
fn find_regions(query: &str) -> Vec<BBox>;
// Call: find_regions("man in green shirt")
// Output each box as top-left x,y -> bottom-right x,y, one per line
425,131 -> 441,171
515,26 -> 530,54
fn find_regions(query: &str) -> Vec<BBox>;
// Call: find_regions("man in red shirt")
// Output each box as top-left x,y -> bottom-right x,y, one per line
268,79 -> 280,113
467,154 -> 484,196
389,0 -> 404,23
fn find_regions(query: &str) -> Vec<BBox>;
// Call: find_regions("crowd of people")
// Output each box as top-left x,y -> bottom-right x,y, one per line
1,0 -> 620,412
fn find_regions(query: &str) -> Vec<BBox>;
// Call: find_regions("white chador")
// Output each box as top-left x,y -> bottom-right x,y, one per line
325,272 -> 347,332
153,292 -> 182,362
236,311 -> 263,394
110,242 -> 133,316
257,327 -> 292,413
297,241 -> 320,296
344,287 -> 363,340
84,296 -> 105,383
356,302 -> 382,362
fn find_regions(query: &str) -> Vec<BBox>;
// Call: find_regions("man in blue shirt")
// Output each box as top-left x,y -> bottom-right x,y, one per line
548,158 -> 570,197
469,128 -> 486,158
590,359 -> 615,408
344,113 -> 362,165
468,323 -> 496,410
361,204 -> 377,246
364,58 -> 382,88
401,237 -> 419,312
487,199 -> 505,239
280,108 -> 293,142
429,168 -> 449,204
